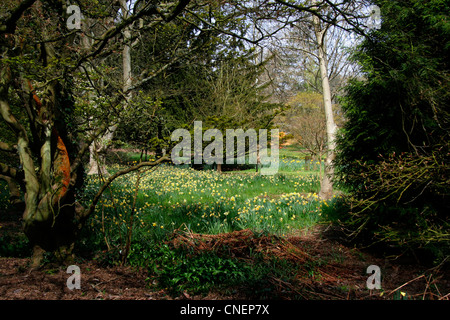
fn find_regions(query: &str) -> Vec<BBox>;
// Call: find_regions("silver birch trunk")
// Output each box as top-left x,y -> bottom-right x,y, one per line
313,16 -> 337,200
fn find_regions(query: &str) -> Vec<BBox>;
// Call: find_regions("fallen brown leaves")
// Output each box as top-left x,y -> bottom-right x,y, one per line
168,228 -> 309,264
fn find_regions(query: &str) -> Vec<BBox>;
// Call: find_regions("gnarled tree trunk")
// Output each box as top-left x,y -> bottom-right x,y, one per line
0,63 -> 85,267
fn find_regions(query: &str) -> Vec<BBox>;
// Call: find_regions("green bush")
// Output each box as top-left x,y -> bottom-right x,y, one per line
0,233 -> 31,258
334,0 -> 450,263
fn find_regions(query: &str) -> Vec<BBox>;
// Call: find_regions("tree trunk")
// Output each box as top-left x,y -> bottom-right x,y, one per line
87,130 -> 114,176
0,20 -> 88,267
313,16 -> 337,200
87,0 -> 133,175
304,155 -> 311,171
22,119 -> 80,267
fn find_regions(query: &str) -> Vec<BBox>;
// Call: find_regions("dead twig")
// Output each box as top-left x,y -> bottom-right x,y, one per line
386,274 -> 425,297
439,293 -> 450,300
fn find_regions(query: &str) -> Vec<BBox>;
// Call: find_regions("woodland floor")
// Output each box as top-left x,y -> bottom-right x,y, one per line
0,209 -> 449,301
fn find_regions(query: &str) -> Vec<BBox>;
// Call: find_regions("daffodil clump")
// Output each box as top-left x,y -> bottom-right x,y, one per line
234,192 -> 329,236
278,156 -> 324,172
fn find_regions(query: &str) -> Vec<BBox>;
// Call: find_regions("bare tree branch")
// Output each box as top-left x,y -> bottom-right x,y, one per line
183,8 -> 292,45
0,0 -> 36,34
81,154 -> 169,221
0,174 -> 22,204
0,141 -> 16,153
0,162 -> 19,179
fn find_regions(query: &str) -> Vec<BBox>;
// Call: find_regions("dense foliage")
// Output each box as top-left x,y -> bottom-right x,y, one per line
334,0 -> 450,261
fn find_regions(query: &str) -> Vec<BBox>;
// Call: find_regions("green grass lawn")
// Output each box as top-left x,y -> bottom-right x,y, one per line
81,162 -> 336,244
80,143 -> 331,246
